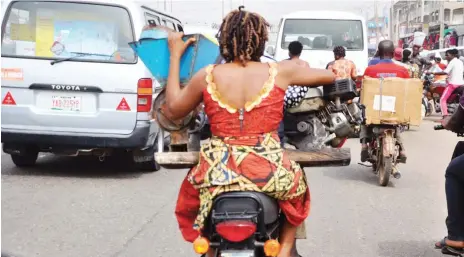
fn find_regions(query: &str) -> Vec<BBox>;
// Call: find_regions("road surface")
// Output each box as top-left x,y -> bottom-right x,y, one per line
1,119 -> 461,257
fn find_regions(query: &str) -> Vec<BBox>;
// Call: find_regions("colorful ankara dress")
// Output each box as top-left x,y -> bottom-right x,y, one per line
175,63 -> 311,242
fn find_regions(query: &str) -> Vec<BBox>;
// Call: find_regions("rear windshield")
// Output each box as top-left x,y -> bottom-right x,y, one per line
1,1 -> 136,63
281,19 -> 364,51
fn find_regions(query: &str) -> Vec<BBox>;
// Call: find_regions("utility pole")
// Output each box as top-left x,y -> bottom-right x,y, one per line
406,2 -> 410,38
439,0 -> 445,48
222,0 -> 224,17
164,0 -> 167,11
389,0 -> 393,41
171,0 -> 173,12
420,0 -> 425,23
374,0 -> 379,45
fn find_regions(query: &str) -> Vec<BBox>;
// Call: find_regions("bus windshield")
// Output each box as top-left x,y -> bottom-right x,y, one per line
281,19 -> 364,51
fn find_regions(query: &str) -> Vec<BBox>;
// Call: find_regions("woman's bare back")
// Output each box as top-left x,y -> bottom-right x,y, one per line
210,62 -> 280,109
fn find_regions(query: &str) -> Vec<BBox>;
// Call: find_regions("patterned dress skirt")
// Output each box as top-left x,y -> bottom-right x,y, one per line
175,133 -> 311,242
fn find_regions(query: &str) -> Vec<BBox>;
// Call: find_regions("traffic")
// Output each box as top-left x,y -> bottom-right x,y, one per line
1,0 -> 463,257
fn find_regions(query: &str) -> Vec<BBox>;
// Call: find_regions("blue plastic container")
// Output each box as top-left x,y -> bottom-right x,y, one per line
129,28 -> 221,86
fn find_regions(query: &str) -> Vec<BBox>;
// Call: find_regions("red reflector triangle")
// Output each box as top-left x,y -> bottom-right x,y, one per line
116,97 -> 131,111
2,92 -> 16,105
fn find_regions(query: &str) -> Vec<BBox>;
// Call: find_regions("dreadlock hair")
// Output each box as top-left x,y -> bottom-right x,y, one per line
217,6 -> 269,66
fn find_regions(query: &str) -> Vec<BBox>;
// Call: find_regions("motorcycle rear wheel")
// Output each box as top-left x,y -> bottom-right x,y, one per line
378,156 -> 392,187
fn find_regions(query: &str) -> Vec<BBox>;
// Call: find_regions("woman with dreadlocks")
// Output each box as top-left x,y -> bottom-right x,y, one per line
165,7 -> 335,257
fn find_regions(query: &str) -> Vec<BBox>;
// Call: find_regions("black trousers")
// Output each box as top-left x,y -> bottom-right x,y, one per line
445,141 -> 464,241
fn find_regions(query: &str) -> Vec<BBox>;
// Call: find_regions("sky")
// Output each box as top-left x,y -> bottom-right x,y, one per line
147,0 -> 392,26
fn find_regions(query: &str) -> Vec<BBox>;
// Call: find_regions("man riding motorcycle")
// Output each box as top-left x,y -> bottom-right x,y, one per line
427,48 -> 464,119
360,40 -> 410,163
326,46 -> 357,81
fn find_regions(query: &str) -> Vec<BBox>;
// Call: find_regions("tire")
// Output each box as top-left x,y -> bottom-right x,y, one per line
11,152 -> 38,167
378,156 -> 392,187
135,160 -> 160,172
134,136 -> 162,172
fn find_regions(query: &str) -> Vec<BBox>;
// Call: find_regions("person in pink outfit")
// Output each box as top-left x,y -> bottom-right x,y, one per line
428,49 -> 464,118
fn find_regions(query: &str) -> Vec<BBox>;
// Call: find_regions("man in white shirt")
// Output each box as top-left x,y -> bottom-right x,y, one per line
428,48 -> 464,118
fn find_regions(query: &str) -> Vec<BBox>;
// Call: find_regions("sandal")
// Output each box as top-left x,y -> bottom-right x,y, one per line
436,237 -> 448,249
442,246 -> 464,256
435,237 -> 464,256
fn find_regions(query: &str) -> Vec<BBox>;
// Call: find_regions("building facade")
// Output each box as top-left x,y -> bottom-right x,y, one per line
390,0 -> 464,44
367,16 -> 389,48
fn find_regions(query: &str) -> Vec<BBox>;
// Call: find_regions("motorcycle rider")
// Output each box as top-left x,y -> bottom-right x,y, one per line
434,94 -> 464,256
411,45 -> 431,74
326,46 -> 357,81
393,48 -> 420,79
427,48 -> 464,118
435,57 -> 447,70
368,50 -> 381,66
279,41 -> 312,147
360,40 -> 410,163
167,7 -> 335,257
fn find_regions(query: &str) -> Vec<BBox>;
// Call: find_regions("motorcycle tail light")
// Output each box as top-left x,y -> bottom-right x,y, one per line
216,220 -> 256,242
193,237 -> 210,254
264,239 -> 281,257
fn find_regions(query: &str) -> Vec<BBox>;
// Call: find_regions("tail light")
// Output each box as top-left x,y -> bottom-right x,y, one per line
137,78 -> 153,112
264,239 -> 281,257
216,220 -> 256,242
193,237 -> 210,254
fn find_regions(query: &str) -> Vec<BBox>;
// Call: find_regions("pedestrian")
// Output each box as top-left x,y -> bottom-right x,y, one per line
434,95 -> 464,256
444,32 -> 451,48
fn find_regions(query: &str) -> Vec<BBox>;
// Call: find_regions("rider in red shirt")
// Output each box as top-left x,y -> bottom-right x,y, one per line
360,40 -> 410,163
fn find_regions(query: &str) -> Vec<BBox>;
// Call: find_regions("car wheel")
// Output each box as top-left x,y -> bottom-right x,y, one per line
11,151 -> 39,167
135,159 -> 161,172
133,137 -> 162,172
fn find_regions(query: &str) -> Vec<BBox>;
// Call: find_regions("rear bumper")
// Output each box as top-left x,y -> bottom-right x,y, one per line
1,122 -> 153,149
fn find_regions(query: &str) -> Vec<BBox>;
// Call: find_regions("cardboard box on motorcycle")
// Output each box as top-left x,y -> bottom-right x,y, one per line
361,77 -> 423,126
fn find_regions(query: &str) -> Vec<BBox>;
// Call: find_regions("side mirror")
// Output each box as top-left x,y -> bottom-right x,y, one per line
266,45 -> 275,56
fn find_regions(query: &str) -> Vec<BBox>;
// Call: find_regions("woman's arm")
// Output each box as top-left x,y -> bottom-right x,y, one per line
278,60 -> 335,87
164,32 -> 206,120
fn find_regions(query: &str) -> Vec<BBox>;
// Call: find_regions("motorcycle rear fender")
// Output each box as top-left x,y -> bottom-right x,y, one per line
382,130 -> 396,158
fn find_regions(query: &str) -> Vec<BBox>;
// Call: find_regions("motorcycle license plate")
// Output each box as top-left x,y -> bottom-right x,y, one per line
221,250 -> 254,257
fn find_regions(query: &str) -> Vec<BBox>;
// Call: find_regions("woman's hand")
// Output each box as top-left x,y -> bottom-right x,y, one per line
168,31 -> 196,59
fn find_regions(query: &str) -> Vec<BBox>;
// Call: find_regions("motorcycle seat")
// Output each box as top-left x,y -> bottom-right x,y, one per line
212,191 -> 280,224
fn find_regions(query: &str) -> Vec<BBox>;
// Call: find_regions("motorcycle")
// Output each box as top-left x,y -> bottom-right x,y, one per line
422,74 -> 463,115
363,124 -> 402,186
283,79 -> 364,150
193,191 -> 283,257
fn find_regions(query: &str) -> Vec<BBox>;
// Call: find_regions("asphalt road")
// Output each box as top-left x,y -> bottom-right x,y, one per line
1,119 -> 461,257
